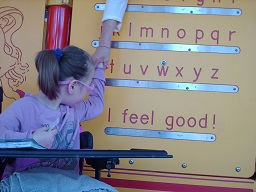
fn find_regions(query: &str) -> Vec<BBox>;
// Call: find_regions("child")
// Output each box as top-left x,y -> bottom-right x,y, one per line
0,46 -> 117,192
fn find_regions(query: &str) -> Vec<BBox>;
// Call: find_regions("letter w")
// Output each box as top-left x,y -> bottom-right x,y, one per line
157,66 -> 169,76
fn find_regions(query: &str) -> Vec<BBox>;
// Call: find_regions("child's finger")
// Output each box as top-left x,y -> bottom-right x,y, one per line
41,127 -> 50,131
50,128 -> 58,135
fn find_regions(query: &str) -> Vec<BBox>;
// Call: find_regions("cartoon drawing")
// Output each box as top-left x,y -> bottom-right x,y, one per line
0,6 -> 29,100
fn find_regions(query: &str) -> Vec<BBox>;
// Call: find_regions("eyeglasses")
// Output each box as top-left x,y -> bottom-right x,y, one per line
59,80 -> 95,91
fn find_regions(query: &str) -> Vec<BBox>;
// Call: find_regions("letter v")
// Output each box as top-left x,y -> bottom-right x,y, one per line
140,65 -> 149,75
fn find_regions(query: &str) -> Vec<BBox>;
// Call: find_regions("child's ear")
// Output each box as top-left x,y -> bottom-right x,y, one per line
67,80 -> 77,94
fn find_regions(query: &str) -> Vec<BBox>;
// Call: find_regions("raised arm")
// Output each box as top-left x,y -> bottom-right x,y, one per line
92,0 -> 128,68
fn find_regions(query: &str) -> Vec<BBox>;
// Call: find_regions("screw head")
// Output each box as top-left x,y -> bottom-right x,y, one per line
236,167 -> 241,172
182,163 -> 187,168
129,159 -> 134,164
161,60 -> 167,66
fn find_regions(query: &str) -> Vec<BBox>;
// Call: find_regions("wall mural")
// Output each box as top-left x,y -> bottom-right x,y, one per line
0,6 -> 29,101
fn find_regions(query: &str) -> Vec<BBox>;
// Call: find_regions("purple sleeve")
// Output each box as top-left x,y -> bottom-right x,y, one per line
76,68 -> 106,121
0,101 -> 34,139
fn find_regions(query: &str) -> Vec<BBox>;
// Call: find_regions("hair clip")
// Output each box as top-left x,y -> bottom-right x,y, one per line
54,48 -> 63,62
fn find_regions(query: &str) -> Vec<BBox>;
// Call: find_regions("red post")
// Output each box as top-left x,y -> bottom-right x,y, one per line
45,4 -> 72,49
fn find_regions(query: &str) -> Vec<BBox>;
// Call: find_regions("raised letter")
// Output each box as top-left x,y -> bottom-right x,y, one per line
229,31 -> 236,41
113,32 -> 120,36
211,68 -> 219,79
197,0 -> 204,6
161,28 -> 169,38
177,29 -> 186,39
108,108 -> 111,122
140,65 -> 149,75
213,114 -> 216,129
130,114 -> 138,124
140,27 -> 154,37
193,68 -> 202,82
140,114 -> 149,125
211,30 -> 219,44
165,116 -> 174,130
188,117 -> 196,128
157,66 -> 169,76
151,110 -> 154,125
122,109 -> 129,123
199,114 -> 208,128
129,22 -> 132,37
124,64 -> 132,74
195,29 -> 204,43
176,116 -> 185,127
176,67 -> 184,77
110,59 -> 114,73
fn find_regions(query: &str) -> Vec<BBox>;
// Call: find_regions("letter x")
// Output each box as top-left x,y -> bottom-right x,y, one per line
176,67 -> 184,77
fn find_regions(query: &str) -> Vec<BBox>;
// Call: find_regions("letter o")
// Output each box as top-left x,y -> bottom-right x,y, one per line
177,29 -> 186,39
176,116 -> 185,127
187,117 -> 196,128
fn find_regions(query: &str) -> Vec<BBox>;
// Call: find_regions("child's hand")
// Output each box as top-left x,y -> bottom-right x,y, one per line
32,127 -> 58,149
92,46 -> 110,68
97,62 -> 106,69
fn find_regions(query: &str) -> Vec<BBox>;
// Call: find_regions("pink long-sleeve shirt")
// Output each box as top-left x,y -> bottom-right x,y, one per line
0,68 -> 105,179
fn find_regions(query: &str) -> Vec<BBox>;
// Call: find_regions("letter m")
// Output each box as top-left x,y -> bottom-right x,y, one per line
140,27 -> 154,37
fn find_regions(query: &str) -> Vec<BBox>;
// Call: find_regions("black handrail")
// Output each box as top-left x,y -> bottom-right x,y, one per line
0,149 -> 173,159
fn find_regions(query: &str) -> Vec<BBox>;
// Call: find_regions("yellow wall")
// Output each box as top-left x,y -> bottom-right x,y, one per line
71,0 -> 256,190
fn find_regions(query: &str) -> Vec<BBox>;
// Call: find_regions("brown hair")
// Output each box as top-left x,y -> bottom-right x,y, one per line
35,45 -> 94,100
